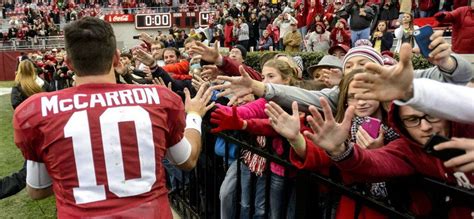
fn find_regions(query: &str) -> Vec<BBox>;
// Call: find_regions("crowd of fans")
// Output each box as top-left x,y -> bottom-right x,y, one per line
0,1 -> 473,219
2,0 -> 473,54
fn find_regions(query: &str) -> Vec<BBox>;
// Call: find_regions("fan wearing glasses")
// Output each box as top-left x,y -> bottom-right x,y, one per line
303,97 -> 474,217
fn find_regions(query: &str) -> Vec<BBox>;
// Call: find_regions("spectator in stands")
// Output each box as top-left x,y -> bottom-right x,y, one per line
328,0 -> 349,30
306,22 -> 330,53
248,13 -> 259,50
294,1 -> 307,37
224,17 -> 234,48
394,13 -> 419,53
175,30 -> 188,48
210,28 -> 224,47
329,44 -> 350,60
418,0 -> 437,17
345,0 -> 375,46
258,7 -> 271,37
330,18 -> 351,47
233,17 -> 250,50
306,0 -> 324,33
371,20 -> 394,53
165,34 -> 176,48
434,2 -> 474,54
283,21 -> 302,52
379,0 -> 399,26
257,30 -> 274,51
228,3 -> 241,18
273,11 -> 298,50
189,28 -> 201,41
399,0 -> 413,16
7,24 -> 18,40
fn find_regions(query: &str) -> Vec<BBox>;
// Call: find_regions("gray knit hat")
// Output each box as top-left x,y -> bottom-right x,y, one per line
307,55 -> 343,74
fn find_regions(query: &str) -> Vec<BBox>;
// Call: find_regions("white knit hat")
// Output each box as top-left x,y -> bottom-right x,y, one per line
342,46 -> 384,69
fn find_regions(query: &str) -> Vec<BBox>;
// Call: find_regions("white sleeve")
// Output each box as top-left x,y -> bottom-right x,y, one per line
394,78 -> 474,124
26,160 -> 53,189
165,137 -> 192,165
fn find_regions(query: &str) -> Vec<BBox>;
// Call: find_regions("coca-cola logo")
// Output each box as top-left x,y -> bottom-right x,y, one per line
105,14 -> 134,23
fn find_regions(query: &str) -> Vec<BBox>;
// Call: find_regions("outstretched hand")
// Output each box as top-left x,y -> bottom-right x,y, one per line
352,43 -> 414,101
184,83 -> 215,117
265,101 -> 301,141
212,65 -> 259,106
303,97 -> 354,156
210,106 -> 245,133
134,48 -> 155,67
189,41 -> 221,64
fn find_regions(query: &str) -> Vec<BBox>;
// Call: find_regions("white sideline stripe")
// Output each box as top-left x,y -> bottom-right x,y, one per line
0,88 -> 11,96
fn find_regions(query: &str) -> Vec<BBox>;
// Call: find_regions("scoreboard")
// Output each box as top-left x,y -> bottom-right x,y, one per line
105,12 -> 214,29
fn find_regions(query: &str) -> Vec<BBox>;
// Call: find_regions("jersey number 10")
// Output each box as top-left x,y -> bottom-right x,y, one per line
64,106 -> 156,204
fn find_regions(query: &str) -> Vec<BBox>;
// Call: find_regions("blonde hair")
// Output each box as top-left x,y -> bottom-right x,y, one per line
263,59 -> 299,86
274,54 -> 302,79
15,60 -> 43,97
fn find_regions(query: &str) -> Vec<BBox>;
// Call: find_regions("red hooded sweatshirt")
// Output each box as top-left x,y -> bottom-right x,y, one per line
330,18 -> 351,47
335,104 -> 474,218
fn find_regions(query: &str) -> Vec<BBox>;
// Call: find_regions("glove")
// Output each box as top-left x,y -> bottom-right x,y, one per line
434,12 -> 446,22
210,106 -> 245,133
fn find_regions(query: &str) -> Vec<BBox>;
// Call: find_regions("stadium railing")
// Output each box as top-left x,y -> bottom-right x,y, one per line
0,36 -> 65,51
167,123 -> 474,219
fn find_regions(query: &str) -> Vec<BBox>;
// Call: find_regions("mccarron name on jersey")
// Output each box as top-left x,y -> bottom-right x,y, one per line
41,87 -> 161,117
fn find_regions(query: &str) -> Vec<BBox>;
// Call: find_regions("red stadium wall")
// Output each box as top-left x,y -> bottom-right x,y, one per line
0,51 -> 24,81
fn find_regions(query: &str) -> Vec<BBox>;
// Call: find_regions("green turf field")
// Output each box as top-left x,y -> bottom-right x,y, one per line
0,81 -> 57,218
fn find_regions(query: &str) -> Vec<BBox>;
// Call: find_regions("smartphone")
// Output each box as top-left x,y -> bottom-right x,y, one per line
361,117 -> 381,139
413,25 -> 434,58
132,35 -> 140,39
424,134 -> 465,161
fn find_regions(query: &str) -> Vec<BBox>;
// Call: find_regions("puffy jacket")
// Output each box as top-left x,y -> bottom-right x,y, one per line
435,7 -> 474,54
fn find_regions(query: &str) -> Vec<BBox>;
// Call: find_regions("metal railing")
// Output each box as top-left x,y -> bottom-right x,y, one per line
168,123 -> 474,218
0,36 -> 65,51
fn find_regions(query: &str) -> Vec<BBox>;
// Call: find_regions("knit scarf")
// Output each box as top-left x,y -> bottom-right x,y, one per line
241,136 -> 267,176
350,116 -> 400,200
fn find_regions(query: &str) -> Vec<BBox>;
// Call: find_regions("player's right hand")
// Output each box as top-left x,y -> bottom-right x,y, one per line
184,83 -> 215,117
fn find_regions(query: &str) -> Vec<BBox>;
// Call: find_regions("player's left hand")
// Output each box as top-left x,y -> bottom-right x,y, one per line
184,83 -> 215,117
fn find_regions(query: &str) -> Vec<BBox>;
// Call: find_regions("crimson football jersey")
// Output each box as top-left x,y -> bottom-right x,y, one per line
13,83 -> 185,218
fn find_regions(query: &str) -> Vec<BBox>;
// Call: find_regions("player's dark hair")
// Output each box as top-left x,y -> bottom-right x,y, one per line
64,17 -> 116,76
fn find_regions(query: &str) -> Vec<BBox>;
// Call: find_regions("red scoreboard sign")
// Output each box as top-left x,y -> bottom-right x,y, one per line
104,14 -> 135,23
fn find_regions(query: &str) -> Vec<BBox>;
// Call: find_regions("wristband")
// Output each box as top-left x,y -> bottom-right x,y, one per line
149,60 -> 158,71
289,133 -> 305,149
185,112 -> 202,134
328,142 -> 354,162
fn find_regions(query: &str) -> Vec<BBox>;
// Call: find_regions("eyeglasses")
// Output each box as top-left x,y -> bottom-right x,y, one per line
401,114 -> 441,128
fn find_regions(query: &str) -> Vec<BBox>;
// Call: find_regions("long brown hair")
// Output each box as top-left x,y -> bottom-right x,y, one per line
335,70 -> 359,122
402,13 -> 414,30
335,69 -> 388,123
15,60 -> 43,97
